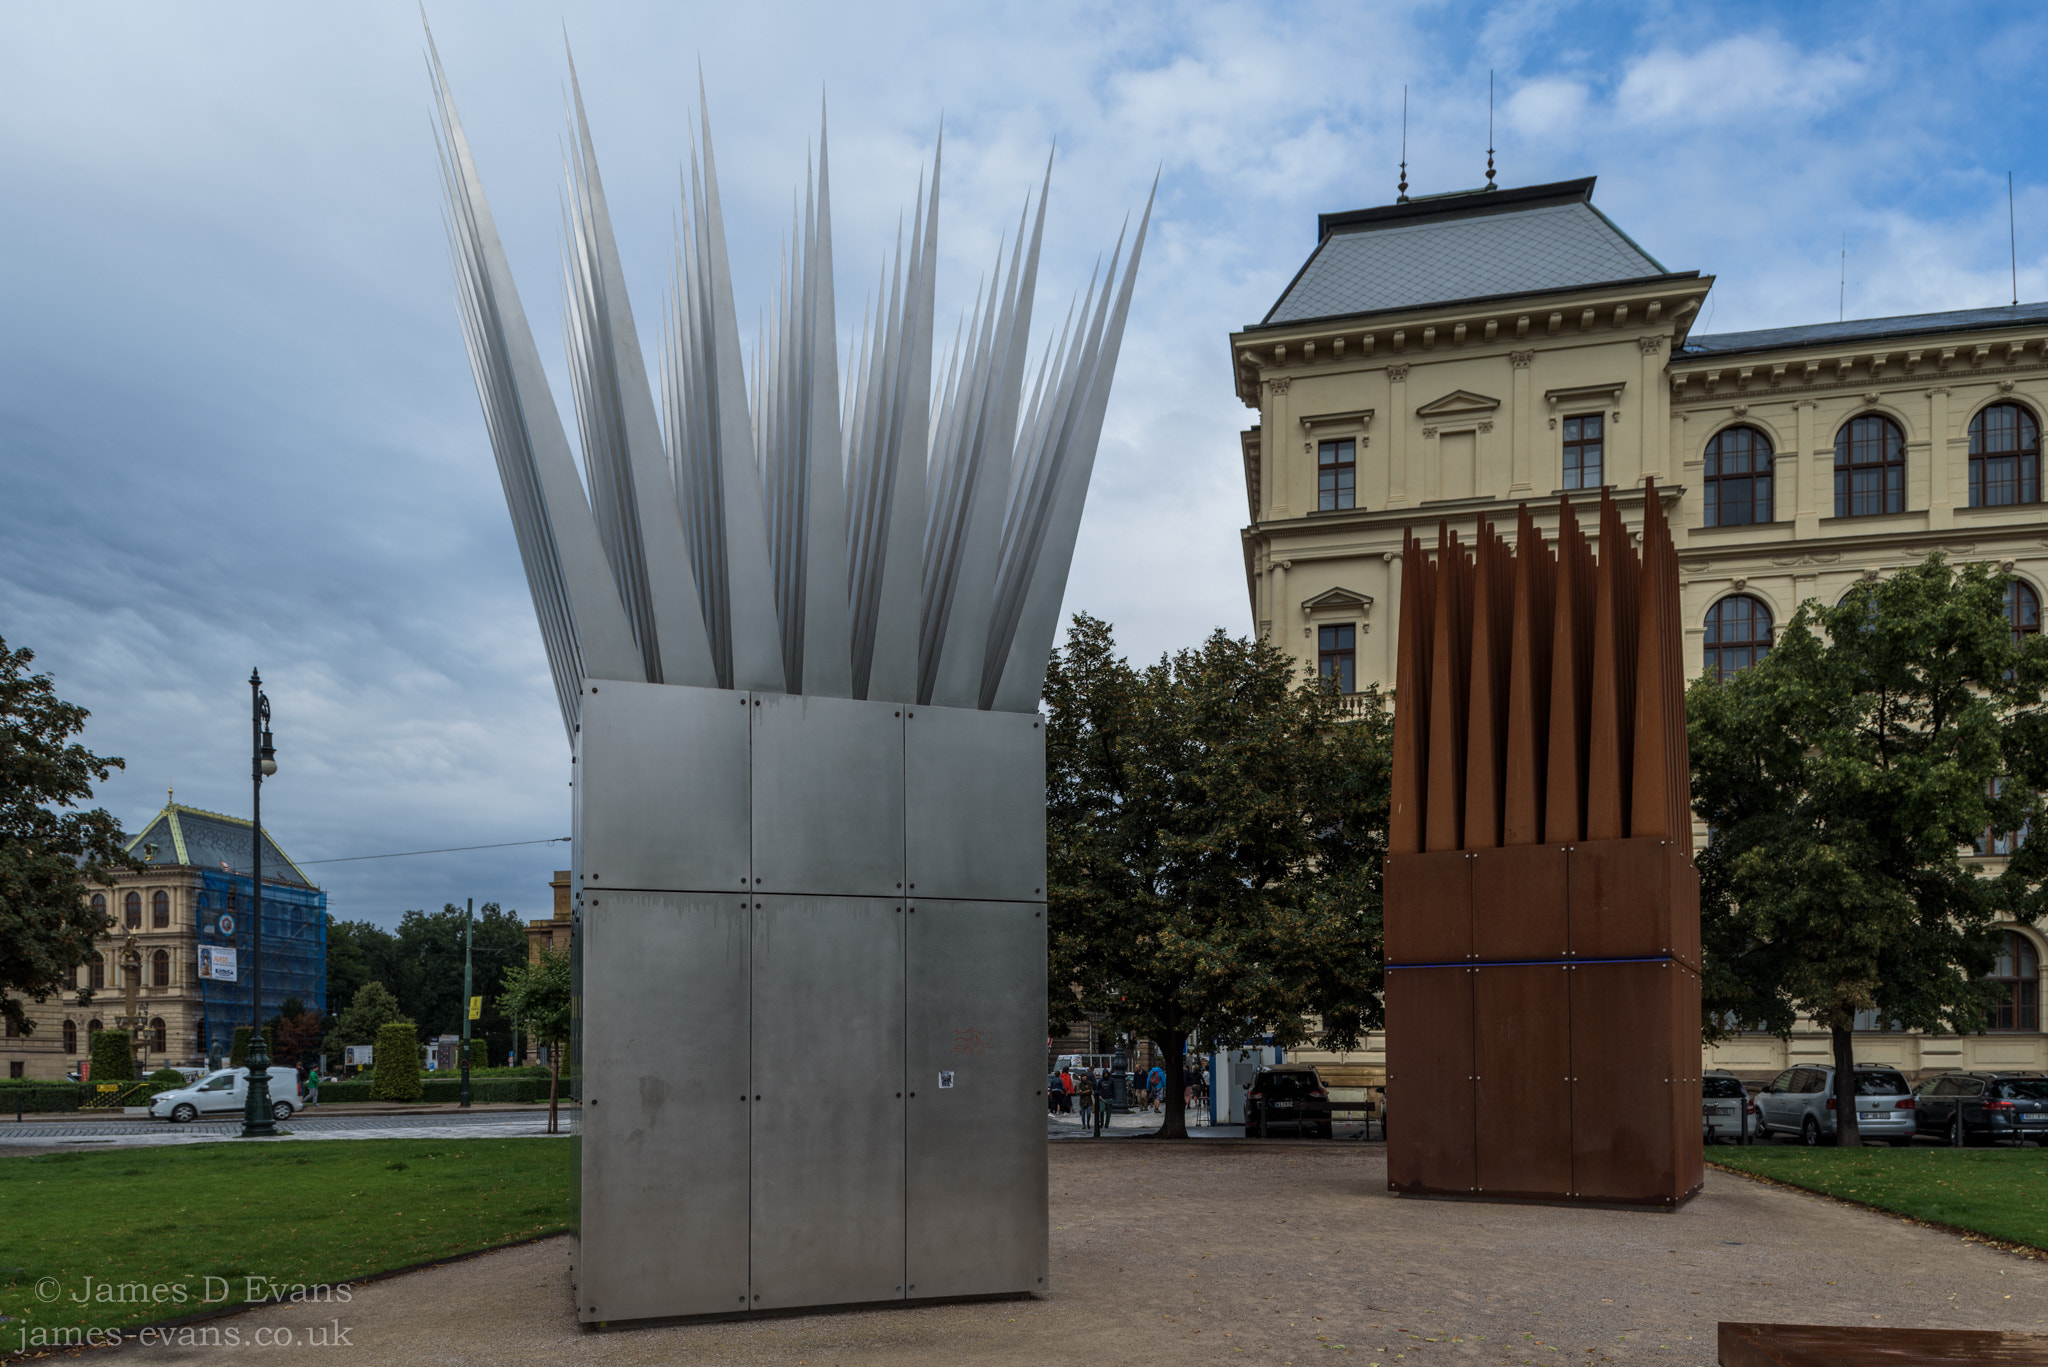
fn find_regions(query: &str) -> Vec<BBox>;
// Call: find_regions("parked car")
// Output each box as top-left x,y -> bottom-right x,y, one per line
1912,1072 -> 2048,1147
1244,1065 -> 1330,1138
1754,1064 -> 1916,1146
148,1068 -> 302,1123
1703,1070 -> 1754,1144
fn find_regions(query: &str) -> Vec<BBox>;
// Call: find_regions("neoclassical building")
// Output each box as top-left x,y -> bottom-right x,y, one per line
1,797 -> 326,1081
1234,176 -> 2048,1079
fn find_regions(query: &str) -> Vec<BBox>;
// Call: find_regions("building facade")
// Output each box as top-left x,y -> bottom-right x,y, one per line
1,798 -> 326,1081
1233,177 -> 2048,1080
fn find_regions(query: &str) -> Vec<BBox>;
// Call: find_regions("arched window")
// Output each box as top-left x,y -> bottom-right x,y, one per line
1834,414 -> 1906,517
1970,402 -> 2040,507
91,893 -> 106,922
62,1020 -> 77,1054
90,954 -> 105,990
1705,595 -> 1773,681
1704,425 -> 1773,526
87,1018 -> 102,1037
123,891 -> 141,929
151,890 -> 169,929
151,949 -> 170,988
1988,931 -> 2040,1031
2008,581 -> 2041,646
151,1019 -> 167,1054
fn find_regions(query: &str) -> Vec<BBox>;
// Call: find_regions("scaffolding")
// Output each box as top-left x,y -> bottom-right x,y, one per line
195,870 -> 327,1062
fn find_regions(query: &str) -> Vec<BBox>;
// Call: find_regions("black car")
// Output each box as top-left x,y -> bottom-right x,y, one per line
1244,1066 -> 1330,1138
1913,1071 -> 2048,1146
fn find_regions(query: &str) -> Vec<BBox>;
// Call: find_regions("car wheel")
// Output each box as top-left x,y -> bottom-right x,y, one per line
1801,1116 -> 1821,1147
272,1102 -> 293,1122
171,1103 -> 197,1124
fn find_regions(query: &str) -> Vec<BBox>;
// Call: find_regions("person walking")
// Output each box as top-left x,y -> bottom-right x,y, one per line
1147,1062 -> 1165,1112
1057,1066 -> 1076,1116
1074,1069 -> 1095,1134
1091,1068 -> 1111,1135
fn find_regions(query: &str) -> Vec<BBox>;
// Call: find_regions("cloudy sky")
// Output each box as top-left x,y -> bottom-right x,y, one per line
4,2 -> 2044,928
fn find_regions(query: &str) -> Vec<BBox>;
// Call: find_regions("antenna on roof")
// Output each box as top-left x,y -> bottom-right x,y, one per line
1485,71 -> 1496,191
1397,85 -> 1409,203
2011,171 -> 2020,307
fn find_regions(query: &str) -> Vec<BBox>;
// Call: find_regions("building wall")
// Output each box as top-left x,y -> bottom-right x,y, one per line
1235,288 -> 2048,1081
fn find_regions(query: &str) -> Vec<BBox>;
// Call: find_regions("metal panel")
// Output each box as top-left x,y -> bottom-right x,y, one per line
579,680 -> 752,894
1471,844 -> 1567,962
905,704 -> 1045,901
577,891 -> 750,1321
1473,964 -> 1572,1199
1383,850 -> 1473,965
1671,846 -> 1702,973
750,896 -> 905,1309
905,900 -> 1048,1299
1385,966 -> 1475,1195
751,693 -> 905,896
1568,960 -> 1680,1205
1565,837 -> 1675,962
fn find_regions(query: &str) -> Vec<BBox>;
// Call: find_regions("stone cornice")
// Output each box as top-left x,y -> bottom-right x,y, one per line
1671,336 -> 2048,405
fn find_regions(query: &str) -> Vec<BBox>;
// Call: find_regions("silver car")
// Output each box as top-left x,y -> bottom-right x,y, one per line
1755,1064 -> 1916,1146
1703,1070 -> 1753,1143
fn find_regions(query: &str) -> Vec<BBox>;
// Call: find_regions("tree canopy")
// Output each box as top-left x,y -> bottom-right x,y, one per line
0,638 -> 135,1036
501,946 -> 572,1131
1691,554 -> 2048,1143
1044,613 -> 1392,1137
323,902 -> 527,1064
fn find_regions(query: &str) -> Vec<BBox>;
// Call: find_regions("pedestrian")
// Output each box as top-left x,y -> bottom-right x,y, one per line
1047,1069 -> 1060,1115
1091,1069 -> 1111,1134
305,1067 -> 320,1107
1147,1061 -> 1165,1112
1075,1069 -> 1095,1134
1057,1066 -> 1075,1115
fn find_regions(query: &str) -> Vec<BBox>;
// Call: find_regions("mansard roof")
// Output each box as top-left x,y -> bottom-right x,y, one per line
1677,301 -> 2048,361
1257,178 -> 1685,329
125,800 -> 316,888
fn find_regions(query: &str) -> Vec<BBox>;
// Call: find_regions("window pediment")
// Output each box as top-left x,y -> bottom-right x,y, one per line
1414,389 -> 1500,418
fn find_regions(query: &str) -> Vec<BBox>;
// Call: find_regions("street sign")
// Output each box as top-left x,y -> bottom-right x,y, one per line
468,996 -> 483,1021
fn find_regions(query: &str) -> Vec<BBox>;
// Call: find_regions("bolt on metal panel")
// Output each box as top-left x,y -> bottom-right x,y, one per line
576,892 -> 750,1321
904,899 -> 1049,1299
748,896 -> 906,1310
905,705 -> 1045,902
751,693 -> 905,896
578,681 -> 751,893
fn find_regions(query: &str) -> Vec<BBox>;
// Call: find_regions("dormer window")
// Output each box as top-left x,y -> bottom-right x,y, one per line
1562,414 -> 1603,490
1318,439 -> 1356,511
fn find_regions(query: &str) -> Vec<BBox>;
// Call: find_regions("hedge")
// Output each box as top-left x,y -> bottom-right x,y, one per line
312,1076 -> 552,1105
370,1020 -> 421,1101
88,1030 -> 135,1083
0,1081 -> 89,1113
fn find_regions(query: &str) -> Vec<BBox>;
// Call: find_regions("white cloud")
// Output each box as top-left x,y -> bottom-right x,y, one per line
1614,34 -> 1865,126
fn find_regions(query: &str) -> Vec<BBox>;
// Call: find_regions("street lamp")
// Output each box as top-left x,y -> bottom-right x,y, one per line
241,669 -> 279,1138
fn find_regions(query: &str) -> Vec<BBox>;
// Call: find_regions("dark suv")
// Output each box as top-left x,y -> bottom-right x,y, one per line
1913,1072 -> 2048,1147
1245,1066 -> 1330,1138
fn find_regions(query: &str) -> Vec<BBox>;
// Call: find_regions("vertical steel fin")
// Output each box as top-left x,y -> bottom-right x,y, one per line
1544,497 -> 1594,843
427,27 -> 643,744
1502,504 -> 1555,845
798,112 -> 855,698
1630,481 -> 1686,838
1423,523 -> 1470,853
1584,490 -> 1640,840
561,51 -> 716,689
1462,519 -> 1512,851
1389,526 -> 1431,856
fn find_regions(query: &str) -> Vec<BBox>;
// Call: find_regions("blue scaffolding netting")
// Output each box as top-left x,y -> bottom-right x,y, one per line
195,870 -> 327,1060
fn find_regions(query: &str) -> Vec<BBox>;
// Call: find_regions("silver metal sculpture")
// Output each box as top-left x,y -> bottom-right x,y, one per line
428,31 -> 1149,1323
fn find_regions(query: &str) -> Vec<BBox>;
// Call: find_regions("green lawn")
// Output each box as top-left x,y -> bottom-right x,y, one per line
0,1138 -> 572,1339
1710,1145 -> 2048,1250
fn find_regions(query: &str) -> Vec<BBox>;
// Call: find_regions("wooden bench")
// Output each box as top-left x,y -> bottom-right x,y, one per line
1721,1321 -> 2048,1364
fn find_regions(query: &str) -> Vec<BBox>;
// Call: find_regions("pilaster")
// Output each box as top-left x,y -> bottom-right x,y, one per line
1794,399 -> 1820,537
1927,386 -> 1954,529
1510,351 -> 1534,491
1387,365 -> 1410,507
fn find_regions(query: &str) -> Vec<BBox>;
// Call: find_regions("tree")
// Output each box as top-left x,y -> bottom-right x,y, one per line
371,1019 -> 423,1100
377,903 -> 528,1069
324,980 -> 405,1062
1044,614 -> 1392,1139
501,947 -> 571,1133
0,637 -> 137,1036
275,1008 -> 324,1070
88,1028 -> 135,1083
229,1026 -> 274,1069
323,920 -> 399,1020
1692,554 -> 2048,1146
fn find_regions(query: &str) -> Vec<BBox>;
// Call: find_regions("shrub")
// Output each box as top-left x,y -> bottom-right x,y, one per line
370,1020 -> 421,1101
229,1026 -> 276,1068
316,1079 -> 372,1103
0,1082 -> 89,1113
468,1039 -> 487,1072
88,1030 -> 135,1083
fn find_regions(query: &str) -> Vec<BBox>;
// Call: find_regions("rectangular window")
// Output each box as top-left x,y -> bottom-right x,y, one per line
1318,624 -> 1356,693
7,1062 -> 21,1079
1990,979 -> 2039,1031
1562,413 -> 1603,490
1317,439 -> 1355,511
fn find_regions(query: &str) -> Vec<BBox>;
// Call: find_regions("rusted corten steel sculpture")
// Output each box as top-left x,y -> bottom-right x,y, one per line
1384,480 -> 1702,1208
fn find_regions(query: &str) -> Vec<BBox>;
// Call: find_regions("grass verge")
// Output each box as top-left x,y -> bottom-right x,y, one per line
0,1137 -> 572,1339
1709,1145 -> 2048,1253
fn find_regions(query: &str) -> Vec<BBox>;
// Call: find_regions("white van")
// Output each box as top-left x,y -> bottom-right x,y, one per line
148,1068 -> 302,1123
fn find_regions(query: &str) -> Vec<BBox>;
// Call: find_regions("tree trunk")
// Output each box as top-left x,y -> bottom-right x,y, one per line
1155,1031 -> 1190,1139
1832,1022 -> 1859,1147
547,1045 -> 561,1136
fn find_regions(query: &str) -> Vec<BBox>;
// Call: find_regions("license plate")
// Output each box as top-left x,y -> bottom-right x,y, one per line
2030,1114 -> 2048,1123
1859,1112 -> 1885,1119
1274,1101 -> 1293,1109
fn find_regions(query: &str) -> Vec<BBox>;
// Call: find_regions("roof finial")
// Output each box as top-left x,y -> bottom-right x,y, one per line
1485,71 -> 1497,190
1397,85 -> 1409,203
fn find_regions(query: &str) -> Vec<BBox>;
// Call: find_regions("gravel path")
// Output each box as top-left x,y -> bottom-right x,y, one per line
86,1142 -> 2048,1365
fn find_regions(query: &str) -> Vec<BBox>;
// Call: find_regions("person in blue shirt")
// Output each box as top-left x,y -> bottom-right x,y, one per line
1147,1063 -> 1166,1112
